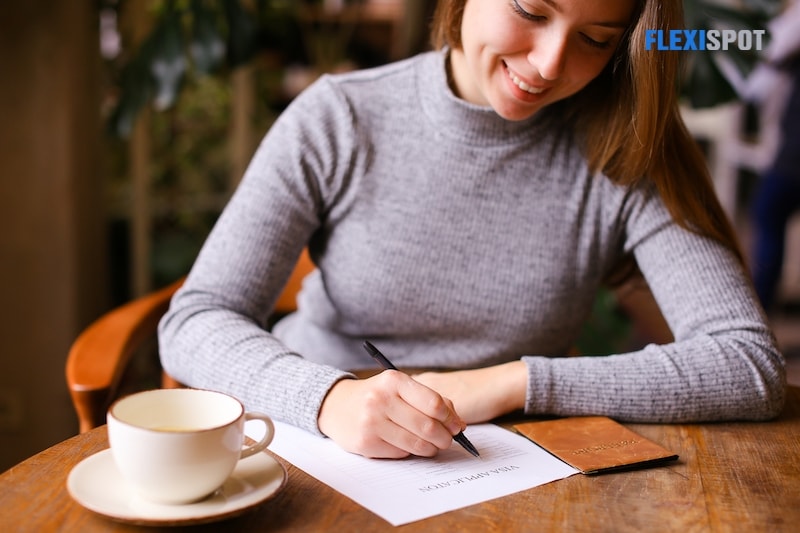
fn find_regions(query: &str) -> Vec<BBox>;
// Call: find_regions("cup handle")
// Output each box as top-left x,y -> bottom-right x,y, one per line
240,412 -> 275,459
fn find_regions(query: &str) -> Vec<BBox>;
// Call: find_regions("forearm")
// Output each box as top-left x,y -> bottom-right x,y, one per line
413,360 -> 527,423
477,360 -> 528,415
522,335 -> 786,422
159,301 -> 352,434
585,190 -> 788,422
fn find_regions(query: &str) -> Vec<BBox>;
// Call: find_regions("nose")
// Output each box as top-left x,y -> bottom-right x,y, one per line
529,32 -> 567,81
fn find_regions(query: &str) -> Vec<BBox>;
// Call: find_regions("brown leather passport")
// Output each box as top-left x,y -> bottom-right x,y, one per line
513,416 -> 678,475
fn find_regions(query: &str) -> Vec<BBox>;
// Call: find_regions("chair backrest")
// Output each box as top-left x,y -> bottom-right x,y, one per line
65,249 -> 315,433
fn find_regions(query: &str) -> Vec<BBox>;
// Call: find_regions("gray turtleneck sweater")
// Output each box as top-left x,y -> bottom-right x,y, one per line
158,51 -> 786,435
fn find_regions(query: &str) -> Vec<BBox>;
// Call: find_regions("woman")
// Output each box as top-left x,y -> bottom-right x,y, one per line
159,0 -> 786,459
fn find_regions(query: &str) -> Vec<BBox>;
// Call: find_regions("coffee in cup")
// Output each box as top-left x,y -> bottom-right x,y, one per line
107,388 -> 274,505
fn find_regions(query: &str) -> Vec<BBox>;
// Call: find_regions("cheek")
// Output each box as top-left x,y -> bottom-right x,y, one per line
565,49 -> 614,87
462,4 -> 527,54
488,18 -> 535,55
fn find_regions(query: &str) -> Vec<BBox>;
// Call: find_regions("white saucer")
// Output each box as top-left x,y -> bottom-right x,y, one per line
67,448 -> 287,526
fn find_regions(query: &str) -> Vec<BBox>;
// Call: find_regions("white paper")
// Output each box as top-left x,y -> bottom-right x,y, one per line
248,421 -> 578,526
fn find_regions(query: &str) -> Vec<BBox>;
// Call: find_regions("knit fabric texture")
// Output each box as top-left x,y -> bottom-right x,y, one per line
158,51 -> 786,435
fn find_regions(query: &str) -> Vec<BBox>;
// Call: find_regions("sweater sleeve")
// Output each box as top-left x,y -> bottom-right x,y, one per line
157,77 -> 357,435
522,188 -> 786,422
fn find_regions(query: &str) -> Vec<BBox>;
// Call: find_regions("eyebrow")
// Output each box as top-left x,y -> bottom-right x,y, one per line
540,0 -> 630,29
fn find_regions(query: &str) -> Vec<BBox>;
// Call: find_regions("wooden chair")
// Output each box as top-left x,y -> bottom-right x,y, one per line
65,249 -> 315,434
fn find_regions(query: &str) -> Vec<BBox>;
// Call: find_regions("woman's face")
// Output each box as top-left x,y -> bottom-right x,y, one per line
450,0 -> 635,121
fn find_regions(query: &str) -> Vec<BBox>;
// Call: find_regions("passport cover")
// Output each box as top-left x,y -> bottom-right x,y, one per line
513,416 -> 679,475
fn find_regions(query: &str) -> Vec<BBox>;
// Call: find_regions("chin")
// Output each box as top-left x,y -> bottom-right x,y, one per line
492,104 -> 544,122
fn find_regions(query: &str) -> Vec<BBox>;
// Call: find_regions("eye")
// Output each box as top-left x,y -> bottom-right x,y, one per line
511,0 -> 545,22
580,33 -> 613,50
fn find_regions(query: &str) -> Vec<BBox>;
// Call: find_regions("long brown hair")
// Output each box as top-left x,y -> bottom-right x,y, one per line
431,0 -> 743,264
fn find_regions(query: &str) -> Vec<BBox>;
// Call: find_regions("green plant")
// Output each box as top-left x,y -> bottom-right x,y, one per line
107,0 -> 303,137
682,0 -> 781,107
575,289 -> 634,356
106,1 -> 785,136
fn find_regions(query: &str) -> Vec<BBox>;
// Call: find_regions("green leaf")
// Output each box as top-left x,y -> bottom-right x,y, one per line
575,289 -> 632,356
108,52 -> 155,137
190,0 -> 226,74
683,50 -> 739,107
148,8 -> 187,110
223,0 -> 258,67
680,0 -> 781,109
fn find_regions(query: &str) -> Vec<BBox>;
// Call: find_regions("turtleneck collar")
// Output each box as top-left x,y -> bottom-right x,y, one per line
417,49 -> 548,147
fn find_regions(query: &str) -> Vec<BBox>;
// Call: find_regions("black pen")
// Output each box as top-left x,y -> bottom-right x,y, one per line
362,340 -> 480,458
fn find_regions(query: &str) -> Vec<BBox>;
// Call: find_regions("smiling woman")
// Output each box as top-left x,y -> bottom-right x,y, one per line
447,0 -> 634,119
158,0 -> 785,461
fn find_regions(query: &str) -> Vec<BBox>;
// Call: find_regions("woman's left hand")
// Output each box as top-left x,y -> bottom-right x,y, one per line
412,360 -> 527,424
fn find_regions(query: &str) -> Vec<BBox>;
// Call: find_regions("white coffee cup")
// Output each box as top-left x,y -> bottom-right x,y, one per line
107,388 -> 275,505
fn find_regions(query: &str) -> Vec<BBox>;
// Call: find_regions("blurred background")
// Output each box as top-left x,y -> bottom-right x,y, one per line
1,0 -> 798,472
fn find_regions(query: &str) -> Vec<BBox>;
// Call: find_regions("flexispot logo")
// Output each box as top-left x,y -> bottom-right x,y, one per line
645,29 -> 766,51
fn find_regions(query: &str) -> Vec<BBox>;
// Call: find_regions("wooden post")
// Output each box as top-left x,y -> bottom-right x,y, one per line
229,65 -> 255,188
123,1 -> 154,296
0,0 -> 106,469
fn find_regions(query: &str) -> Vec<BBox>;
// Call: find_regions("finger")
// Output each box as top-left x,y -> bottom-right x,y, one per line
393,373 -> 466,434
375,372 -> 465,452
345,374 -> 439,458
382,398 -> 453,455
372,415 -> 443,457
321,378 -> 413,459
352,427 -> 416,459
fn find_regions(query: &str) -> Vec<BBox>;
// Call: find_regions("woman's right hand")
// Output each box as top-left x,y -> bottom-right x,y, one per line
317,370 -> 466,458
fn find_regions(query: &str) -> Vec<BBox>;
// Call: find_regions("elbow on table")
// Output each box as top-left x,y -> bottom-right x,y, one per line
746,351 -> 788,421
749,388 -> 786,422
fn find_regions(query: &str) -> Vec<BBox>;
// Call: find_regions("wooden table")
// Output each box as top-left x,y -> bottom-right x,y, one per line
2,386 -> 799,532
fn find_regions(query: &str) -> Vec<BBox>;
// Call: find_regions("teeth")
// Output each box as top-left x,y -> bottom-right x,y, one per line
508,68 -> 545,94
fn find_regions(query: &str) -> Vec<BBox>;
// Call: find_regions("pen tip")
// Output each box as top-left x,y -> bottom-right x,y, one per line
454,433 -> 480,457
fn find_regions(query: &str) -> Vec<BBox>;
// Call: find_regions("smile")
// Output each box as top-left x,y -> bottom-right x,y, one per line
505,66 -> 546,95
